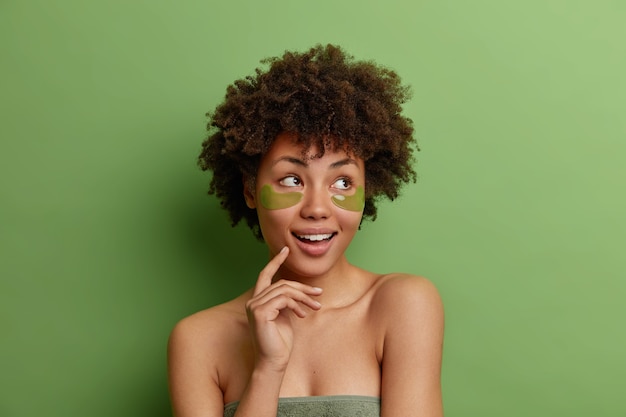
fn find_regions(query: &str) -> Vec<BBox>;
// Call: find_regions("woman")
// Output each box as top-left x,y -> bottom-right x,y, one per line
168,44 -> 444,417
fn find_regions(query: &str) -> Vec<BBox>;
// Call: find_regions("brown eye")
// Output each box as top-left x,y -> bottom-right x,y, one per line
332,178 -> 351,190
280,176 -> 302,187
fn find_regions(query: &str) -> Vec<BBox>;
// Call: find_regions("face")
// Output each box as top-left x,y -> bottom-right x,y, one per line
244,132 -> 365,279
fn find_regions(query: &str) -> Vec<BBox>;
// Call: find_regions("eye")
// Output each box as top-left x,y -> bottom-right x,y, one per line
332,178 -> 352,190
279,176 -> 302,187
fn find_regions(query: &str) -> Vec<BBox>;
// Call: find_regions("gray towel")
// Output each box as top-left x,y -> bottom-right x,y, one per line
224,395 -> 380,417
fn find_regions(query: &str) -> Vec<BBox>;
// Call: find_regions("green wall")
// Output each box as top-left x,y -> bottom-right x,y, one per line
1,1 -> 624,416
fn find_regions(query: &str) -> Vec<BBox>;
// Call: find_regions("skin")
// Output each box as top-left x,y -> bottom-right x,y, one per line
168,132 -> 444,417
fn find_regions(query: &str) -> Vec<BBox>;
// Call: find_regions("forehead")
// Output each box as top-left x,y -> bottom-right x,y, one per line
263,132 -> 359,163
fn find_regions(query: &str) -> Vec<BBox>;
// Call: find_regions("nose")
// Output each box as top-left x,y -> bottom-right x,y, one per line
299,186 -> 332,220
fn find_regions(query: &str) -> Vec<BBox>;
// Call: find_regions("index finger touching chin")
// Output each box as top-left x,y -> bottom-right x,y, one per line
253,246 -> 289,296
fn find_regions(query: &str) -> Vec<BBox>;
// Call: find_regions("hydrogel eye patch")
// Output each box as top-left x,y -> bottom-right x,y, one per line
260,184 -> 303,209
331,186 -> 365,212
259,184 -> 365,212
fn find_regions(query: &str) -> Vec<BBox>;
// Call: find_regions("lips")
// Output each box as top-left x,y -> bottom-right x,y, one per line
291,230 -> 337,256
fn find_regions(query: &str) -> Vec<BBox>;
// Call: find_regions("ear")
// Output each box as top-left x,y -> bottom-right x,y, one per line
242,175 -> 256,209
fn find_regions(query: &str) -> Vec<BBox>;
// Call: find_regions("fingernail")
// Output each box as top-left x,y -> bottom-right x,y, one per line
312,287 -> 323,292
280,246 -> 288,253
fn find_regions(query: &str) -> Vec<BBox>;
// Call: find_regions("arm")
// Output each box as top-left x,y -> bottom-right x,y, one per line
377,275 -> 444,417
168,308 -> 287,417
168,316 -> 224,417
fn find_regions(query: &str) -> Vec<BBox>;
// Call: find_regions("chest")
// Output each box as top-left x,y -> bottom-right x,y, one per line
281,313 -> 381,397
220,308 -> 382,401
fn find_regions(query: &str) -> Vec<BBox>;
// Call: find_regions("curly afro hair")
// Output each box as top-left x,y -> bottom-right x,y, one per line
199,44 -> 418,240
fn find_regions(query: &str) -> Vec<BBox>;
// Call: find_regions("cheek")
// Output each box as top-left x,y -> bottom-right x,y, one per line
334,208 -> 363,233
258,209 -> 287,231
256,206 -> 296,245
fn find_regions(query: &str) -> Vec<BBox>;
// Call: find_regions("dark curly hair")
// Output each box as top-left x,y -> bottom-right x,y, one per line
199,44 -> 418,240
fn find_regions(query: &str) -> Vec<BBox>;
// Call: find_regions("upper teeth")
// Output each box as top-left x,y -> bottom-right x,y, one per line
298,233 -> 333,241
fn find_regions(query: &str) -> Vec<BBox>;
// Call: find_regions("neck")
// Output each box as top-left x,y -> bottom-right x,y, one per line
272,256 -> 370,309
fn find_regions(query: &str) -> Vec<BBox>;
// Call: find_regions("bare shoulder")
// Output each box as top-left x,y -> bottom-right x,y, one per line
373,273 -> 442,305
370,273 -> 444,325
167,294 -> 251,416
167,294 -> 250,416
168,294 -> 250,368
170,297 -> 247,348
370,277 -> 444,415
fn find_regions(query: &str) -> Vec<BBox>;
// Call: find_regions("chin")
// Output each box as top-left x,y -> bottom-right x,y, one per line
281,252 -> 343,279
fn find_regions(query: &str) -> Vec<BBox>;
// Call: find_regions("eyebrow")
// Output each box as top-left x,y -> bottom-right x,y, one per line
272,156 -> 360,169
272,156 -> 307,167
329,158 -> 359,169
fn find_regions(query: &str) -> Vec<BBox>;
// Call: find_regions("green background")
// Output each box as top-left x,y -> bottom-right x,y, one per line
1,1 -> 624,416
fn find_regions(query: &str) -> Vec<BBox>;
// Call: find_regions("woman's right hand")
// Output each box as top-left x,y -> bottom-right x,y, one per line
245,246 -> 323,372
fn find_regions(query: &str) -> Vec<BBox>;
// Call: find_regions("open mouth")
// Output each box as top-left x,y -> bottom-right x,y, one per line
292,232 -> 336,243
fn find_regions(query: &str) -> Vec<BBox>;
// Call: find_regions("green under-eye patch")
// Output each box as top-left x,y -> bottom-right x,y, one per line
260,184 -> 303,209
331,186 -> 365,212
259,184 -> 364,212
